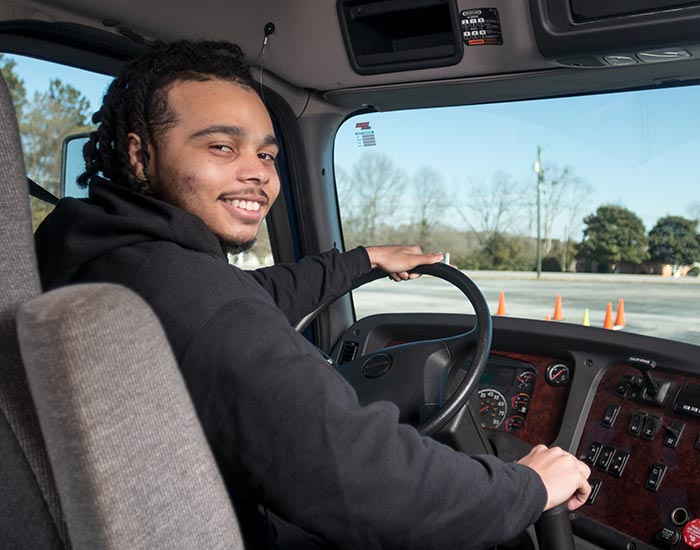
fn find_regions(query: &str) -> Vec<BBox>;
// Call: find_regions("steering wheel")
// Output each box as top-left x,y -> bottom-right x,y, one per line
295,262 -> 491,435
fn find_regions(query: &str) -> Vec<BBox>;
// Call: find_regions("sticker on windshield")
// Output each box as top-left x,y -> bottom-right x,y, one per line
354,121 -> 377,148
461,8 -> 502,46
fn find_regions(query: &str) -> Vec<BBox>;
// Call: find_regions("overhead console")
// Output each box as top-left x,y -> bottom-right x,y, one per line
337,0 -> 463,74
529,0 -> 700,67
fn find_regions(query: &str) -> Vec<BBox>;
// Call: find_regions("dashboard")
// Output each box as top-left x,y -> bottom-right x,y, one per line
330,312 -> 700,550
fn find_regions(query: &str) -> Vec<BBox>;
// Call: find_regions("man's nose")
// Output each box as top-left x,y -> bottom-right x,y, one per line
236,152 -> 269,184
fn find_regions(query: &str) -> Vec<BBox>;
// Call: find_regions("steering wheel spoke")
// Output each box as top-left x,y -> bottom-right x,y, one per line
337,339 -> 457,425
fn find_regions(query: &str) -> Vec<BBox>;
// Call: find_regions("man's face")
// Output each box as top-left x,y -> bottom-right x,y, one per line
132,79 -> 280,251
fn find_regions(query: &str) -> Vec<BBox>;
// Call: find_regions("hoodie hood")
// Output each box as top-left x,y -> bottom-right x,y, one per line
35,176 -> 226,290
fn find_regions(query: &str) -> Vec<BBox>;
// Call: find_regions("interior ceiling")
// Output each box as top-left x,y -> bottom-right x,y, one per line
3,0 -> 700,111
3,0 -> 553,90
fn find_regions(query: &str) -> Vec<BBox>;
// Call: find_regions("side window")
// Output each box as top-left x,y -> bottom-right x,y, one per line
0,53 -> 112,228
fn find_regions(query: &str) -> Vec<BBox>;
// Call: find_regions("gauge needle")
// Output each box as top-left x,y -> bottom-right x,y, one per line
480,405 -> 489,413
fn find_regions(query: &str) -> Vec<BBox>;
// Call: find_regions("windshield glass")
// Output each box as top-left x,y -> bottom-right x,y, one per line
334,85 -> 700,346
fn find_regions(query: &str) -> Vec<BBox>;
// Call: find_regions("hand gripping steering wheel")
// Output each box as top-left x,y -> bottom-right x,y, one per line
295,262 -> 491,434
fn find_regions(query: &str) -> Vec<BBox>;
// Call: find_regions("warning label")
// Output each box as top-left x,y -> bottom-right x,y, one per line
460,7 -> 503,46
684,519 -> 700,548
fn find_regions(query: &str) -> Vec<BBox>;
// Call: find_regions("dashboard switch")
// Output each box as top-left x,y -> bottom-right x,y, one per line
602,404 -> 620,427
628,411 -> 646,437
645,462 -> 667,491
609,449 -> 629,477
641,415 -> 661,440
583,441 -> 603,465
657,527 -> 681,546
628,376 -> 645,400
596,445 -> 615,472
615,374 -> 632,397
587,479 -> 602,505
663,420 -> 685,448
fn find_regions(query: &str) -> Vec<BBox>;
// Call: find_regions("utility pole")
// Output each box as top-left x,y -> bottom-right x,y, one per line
534,146 -> 543,279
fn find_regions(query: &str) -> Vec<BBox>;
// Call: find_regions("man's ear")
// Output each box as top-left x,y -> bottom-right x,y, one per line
127,132 -> 148,181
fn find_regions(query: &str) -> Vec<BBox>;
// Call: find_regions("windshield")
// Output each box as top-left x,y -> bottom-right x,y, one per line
334,85 -> 700,346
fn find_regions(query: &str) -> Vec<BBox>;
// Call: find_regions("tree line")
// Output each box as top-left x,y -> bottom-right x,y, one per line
338,152 -> 700,273
1,54 -> 94,228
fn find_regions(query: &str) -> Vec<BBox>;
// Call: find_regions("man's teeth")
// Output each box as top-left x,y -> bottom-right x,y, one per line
228,199 -> 260,212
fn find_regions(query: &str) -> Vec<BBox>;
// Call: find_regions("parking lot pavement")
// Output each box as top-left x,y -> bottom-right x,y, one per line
352,271 -> 700,346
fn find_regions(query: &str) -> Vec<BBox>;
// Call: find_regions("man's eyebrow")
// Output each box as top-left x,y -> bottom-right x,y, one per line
189,125 -> 278,147
189,125 -> 245,140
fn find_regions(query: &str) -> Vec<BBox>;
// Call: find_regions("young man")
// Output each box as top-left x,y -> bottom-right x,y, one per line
35,40 -> 590,549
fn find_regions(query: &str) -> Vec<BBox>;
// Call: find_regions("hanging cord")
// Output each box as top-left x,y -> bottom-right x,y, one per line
258,22 -> 276,105
257,22 -> 312,122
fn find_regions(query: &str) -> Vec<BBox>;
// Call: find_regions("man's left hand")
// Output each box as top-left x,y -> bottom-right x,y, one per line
365,245 -> 444,282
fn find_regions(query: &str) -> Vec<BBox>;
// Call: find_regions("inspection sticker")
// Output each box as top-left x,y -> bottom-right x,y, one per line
684,519 -> 700,548
461,8 -> 502,46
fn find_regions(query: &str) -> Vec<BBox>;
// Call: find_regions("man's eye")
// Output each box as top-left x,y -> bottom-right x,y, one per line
259,152 -> 277,162
211,144 -> 234,153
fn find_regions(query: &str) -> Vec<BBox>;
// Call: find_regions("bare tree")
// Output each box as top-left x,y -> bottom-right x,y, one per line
335,152 -> 405,247
455,171 -> 525,242
528,160 -> 589,259
687,201 -> 700,227
411,167 -> 450,249
560,178 -> 593,270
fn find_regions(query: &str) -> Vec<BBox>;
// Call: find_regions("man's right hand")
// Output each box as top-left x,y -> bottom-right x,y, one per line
517,444 -> 592,511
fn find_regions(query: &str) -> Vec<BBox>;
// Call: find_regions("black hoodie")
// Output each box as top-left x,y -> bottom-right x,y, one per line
35,177 -> 547,550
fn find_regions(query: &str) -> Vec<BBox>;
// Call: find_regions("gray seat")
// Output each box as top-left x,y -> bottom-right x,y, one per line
0,64 -> 69,550
0,71 -> 244,549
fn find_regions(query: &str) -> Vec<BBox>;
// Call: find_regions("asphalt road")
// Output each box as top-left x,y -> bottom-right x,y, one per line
351,271 -> 700,346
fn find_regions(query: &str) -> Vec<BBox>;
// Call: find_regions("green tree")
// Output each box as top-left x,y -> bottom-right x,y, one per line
0,53 -> 27,117
579,205 -> 649,272
648,216 -> 700,265
22,79 -> 92,194
477,232 -> 533,271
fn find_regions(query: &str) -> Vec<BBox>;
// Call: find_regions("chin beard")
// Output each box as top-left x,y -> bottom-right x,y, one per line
218,237 -> 257,256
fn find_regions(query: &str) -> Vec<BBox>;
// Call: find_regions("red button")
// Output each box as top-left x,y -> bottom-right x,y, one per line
683,519 -> 700,548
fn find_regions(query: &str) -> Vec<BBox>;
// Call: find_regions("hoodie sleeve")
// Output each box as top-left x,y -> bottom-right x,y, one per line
182,295 -> 547,550
247,247 -> 371,325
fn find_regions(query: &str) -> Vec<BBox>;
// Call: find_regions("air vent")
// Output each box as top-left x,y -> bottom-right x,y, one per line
338,341 -> 359,364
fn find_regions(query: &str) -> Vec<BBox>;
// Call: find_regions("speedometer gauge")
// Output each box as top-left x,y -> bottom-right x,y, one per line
478,388 -> 507,429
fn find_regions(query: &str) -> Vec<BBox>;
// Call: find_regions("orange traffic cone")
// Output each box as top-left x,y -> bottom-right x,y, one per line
553,294 -> 564,321
545,314 -> 551,321
496,292 -> 507,316
603,302 -> 614,330
614,298 -> 626,328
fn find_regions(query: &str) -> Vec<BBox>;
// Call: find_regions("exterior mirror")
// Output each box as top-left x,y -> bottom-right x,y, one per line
61,133 -> 90,199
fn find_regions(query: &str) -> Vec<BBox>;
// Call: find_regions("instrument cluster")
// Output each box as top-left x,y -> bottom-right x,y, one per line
477,357 -> 538,433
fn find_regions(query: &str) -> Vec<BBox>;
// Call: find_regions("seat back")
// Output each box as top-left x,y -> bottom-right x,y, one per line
1,70 -> 244,549
17,284 -> 244,550
0,63 -> 71,549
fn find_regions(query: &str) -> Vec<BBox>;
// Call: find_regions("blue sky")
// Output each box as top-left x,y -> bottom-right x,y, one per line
8,52 -> 699,242
9,54 -> 112,113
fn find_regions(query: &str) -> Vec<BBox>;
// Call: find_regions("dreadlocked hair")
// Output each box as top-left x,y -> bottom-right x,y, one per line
78,40 -> 255,193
